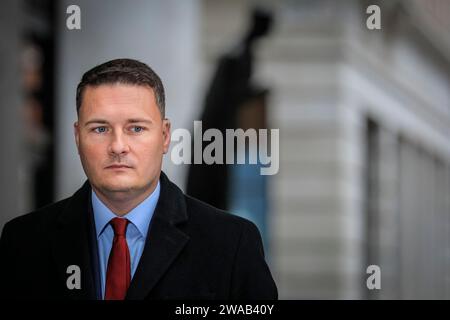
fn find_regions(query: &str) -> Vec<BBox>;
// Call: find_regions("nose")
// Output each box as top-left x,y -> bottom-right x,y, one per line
108,131 -> 130,156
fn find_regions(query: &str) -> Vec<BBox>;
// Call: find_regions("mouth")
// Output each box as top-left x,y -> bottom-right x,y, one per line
105,164 -> 132,169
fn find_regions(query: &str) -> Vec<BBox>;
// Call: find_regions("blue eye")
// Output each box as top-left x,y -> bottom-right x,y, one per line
132,126 -> 143,133
94,126 -> 107,133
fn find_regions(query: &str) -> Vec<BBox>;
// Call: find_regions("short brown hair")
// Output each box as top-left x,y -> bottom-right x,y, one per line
76,58 -> 165,117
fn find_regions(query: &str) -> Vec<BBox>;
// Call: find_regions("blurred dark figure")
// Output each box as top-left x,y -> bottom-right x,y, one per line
21,0 -> 56,210
22,37 -> 55,210
186,8 -> 273,210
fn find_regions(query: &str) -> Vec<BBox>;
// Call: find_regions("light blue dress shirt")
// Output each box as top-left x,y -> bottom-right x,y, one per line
91,181 -> 160,299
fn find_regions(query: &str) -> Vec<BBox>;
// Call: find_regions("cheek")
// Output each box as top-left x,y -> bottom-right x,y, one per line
142,131 -> 164,148
136,142 -> 160,159
134,137 -> 164,161
79,141 -> 105,165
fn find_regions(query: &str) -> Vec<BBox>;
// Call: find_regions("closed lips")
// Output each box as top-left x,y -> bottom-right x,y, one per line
106,165 -> 131,168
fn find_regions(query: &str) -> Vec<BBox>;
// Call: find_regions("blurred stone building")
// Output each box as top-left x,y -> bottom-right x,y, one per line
202,0 -> 450,299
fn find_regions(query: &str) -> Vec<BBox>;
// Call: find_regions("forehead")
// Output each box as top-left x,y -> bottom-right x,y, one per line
80,84 -> 157,119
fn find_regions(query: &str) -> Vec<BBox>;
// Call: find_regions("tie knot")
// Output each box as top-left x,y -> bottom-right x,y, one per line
110,217 -> 129,236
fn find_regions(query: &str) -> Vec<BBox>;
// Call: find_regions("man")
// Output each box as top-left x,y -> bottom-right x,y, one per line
0,58 -> 277,300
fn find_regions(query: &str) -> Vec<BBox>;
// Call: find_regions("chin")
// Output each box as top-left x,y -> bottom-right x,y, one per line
100,177 -> 137,193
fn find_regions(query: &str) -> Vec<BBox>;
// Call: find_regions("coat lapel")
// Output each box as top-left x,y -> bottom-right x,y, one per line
52,181 -> 97,299
126,172 -> 190,300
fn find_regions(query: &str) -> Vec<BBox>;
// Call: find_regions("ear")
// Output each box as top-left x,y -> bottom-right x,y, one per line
162,118 -> 171,154
74,121 -> 80,154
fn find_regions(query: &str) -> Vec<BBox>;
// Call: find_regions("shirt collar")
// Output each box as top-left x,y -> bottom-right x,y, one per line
91,181 -> 161,239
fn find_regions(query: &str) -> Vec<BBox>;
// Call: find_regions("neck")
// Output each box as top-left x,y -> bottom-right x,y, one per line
92,180 -> 158,216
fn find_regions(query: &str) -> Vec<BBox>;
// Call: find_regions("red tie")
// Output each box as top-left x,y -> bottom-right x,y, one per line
105,218 -> 131,300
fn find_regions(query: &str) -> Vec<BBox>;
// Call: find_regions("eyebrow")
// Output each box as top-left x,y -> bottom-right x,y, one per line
84,118 -> 153,127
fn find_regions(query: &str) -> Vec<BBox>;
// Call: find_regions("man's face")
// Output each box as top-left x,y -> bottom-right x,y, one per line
74,84 -> 170,199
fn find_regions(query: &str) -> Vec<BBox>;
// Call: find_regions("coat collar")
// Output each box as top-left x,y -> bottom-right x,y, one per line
125,171 -> 190,299
52,180 -> 97,299
52,171 -> 190,300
